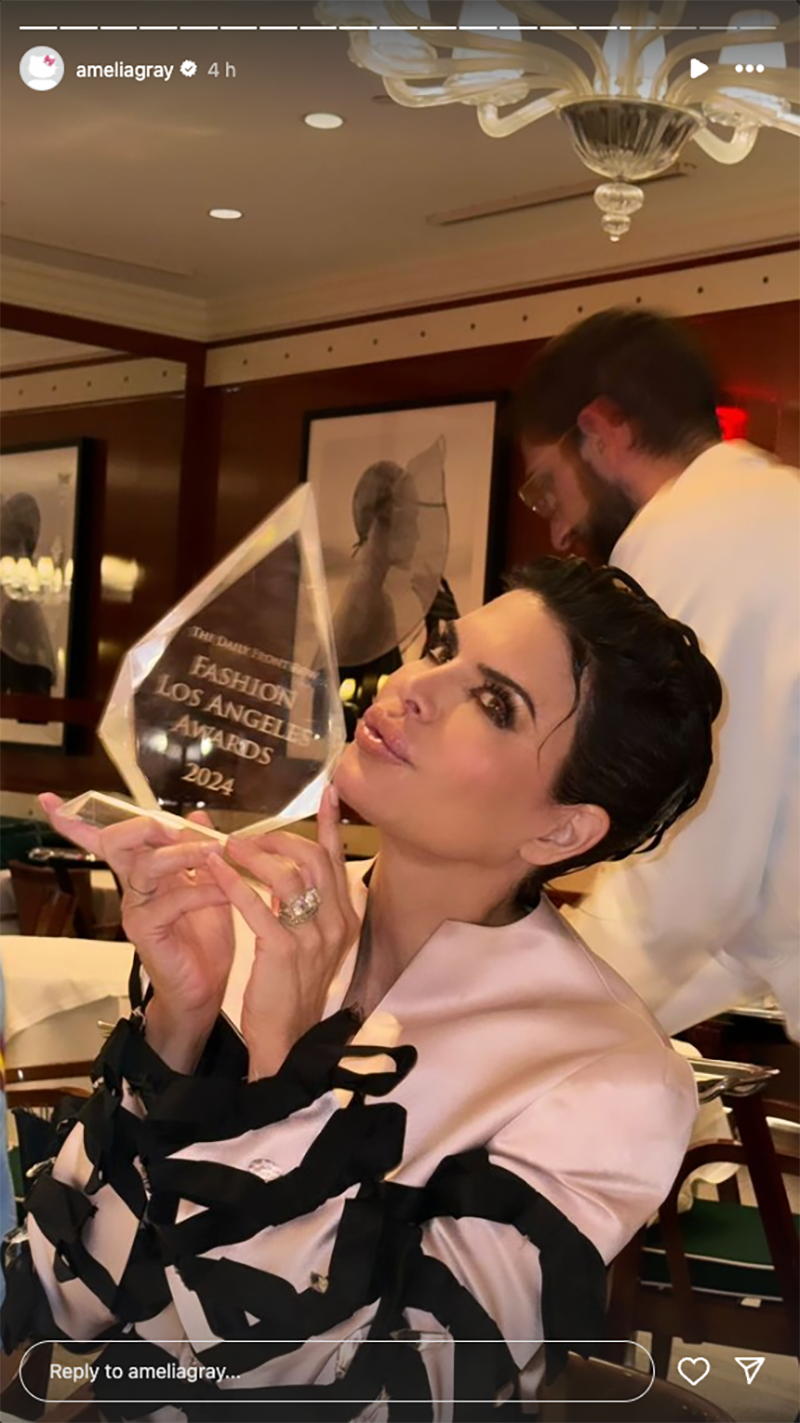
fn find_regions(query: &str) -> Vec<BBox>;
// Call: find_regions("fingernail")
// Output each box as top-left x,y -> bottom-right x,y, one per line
329,785 -> 340,813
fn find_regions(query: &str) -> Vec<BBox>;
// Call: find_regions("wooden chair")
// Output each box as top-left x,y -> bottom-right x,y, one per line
681,1011 -> 799,1133
607,1060 -> 800,1377
6,1060 -> 96,1111
6,1060 -> 95,1209
538,1352 -> 733,1420
7,856 -> 122,940
1,1343 -> 102,1422
8,859 -> 95,938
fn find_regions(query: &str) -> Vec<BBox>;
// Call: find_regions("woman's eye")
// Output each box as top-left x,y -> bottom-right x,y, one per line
473,684 -> 515,729
426,636 -> 515,729
426,634 -> 455,665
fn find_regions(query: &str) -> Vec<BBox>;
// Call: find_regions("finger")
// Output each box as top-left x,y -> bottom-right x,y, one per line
237,827 -> 340,889
187,809 -> 215,828
234,812 -> 354,949
225,841 -> 307,904
238,807 -> 352,932
126,840 -> 223,894
317,784 -> 348,870
40,800 -> 180,854
100,815 -> 182,855
124,880 -> 231,935
39,792 -> 64,815
38,793 -> 111,858
205,855 -> 291,944
314,785 -> 354,919
183,810 -> 222,845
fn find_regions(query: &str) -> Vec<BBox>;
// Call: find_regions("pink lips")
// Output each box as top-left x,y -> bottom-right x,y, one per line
355,707 -> 413,766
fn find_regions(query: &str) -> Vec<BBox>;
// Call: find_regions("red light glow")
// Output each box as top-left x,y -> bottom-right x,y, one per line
716,405 -> 749,441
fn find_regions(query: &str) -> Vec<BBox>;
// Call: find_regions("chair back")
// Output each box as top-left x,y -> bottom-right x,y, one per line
608,1057 -> 800,1364
8,859 -> 95,937
7,1058 -> 96,1110
6,1061 -> 95,1216
538,1354 -> 732,1421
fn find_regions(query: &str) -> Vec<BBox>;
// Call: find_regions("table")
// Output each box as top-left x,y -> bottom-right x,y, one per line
1,935 -> 132,1068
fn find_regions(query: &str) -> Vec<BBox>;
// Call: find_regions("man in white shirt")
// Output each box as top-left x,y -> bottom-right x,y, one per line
515,307 -> 799,1040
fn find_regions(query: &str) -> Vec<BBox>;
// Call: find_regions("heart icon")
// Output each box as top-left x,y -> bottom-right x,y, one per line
677,1357 -> 711,1387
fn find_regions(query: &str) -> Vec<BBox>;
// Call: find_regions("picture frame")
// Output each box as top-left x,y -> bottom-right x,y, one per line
301,396 -> 505,679
0,439 -> 98,750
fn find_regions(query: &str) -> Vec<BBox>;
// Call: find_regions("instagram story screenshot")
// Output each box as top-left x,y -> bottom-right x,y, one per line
0,2 -> 798,1421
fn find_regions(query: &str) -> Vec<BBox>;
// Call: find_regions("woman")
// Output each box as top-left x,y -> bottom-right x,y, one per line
6,558 -> 721,1423
334,454 -> 454,739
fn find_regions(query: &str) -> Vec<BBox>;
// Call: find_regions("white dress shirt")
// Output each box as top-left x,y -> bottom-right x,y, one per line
23,860 -> 697,1421
564,441 -> 800,1040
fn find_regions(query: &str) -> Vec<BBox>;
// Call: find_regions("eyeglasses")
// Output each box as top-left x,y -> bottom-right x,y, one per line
519,467 -> 557,519
518,426 -> 580,519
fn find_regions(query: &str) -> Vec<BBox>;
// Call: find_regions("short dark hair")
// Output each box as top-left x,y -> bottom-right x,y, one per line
508,557 -> 723,887
514,307 -> 721,457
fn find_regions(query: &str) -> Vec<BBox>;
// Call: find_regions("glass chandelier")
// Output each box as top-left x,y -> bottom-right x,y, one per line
317,2 -> 799,240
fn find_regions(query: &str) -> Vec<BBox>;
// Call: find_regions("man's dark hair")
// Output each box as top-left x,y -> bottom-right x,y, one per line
508,557 -> 723,888
514,307 -> 722,458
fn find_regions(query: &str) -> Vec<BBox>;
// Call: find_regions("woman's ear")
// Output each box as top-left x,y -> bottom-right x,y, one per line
519,803 -> 610,870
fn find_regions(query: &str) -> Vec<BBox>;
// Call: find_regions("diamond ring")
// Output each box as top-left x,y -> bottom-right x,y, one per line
277,886 -> 322,930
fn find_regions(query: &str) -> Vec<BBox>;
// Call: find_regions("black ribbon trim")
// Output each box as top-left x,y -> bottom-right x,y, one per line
85,1333 -> 436,1423
1,1232 -> 64,1353
148,1099 -> 407,1259
400,1250 -> 519,1418
93,1009 -> 416,1157
79,1087 -> 148,1219
413,1148 -> 607,1382
26,1173 -> 162,1326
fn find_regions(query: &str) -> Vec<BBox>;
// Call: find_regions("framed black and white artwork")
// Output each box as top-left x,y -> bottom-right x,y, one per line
302,398 -> 501,685
0,440 -> 95,748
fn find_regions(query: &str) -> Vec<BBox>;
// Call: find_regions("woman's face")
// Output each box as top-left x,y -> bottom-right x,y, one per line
335,590 -> 594,873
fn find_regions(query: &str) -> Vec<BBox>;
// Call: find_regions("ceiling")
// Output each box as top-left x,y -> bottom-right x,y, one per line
2,0 -> 798,340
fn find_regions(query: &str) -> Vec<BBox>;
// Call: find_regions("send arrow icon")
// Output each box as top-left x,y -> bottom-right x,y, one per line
735,1357 -> 765,1385
690,58 -> 709,78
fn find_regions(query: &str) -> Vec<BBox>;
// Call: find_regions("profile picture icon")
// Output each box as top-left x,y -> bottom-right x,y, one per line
20,46 -> 64,91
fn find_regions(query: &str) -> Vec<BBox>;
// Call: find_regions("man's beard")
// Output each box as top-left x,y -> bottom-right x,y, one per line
574,459 -> 639,564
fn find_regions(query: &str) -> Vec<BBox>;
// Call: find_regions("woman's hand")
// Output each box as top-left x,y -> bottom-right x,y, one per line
205,786 -> 360,1080
39,794 -> 235,1071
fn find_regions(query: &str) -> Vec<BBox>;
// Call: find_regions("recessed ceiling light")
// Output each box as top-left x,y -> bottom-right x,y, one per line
304,112 -> 344,130
209,208 -> 243,220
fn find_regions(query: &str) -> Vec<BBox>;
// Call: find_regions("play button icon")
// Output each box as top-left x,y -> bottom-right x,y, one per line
690,58 -> 709,78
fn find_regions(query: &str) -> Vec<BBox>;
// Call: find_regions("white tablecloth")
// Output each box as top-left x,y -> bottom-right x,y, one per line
1,935 -> 132,1067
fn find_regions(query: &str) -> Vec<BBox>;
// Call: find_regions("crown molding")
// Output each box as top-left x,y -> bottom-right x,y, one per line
0,356 -> 186,413
1,249 -> 795,412
206,249 -> 800,388
0,256 -> 208,342
2,236 -> 798,365
205,215 -> 800,340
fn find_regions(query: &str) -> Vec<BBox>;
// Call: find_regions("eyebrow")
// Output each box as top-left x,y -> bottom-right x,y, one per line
448,622 -> 537,724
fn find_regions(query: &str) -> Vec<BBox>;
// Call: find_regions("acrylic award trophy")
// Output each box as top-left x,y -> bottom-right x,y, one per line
59,485 -> 346,841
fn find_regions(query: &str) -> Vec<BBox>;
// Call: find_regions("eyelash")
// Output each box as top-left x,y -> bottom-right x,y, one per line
425,628 -> 517,730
